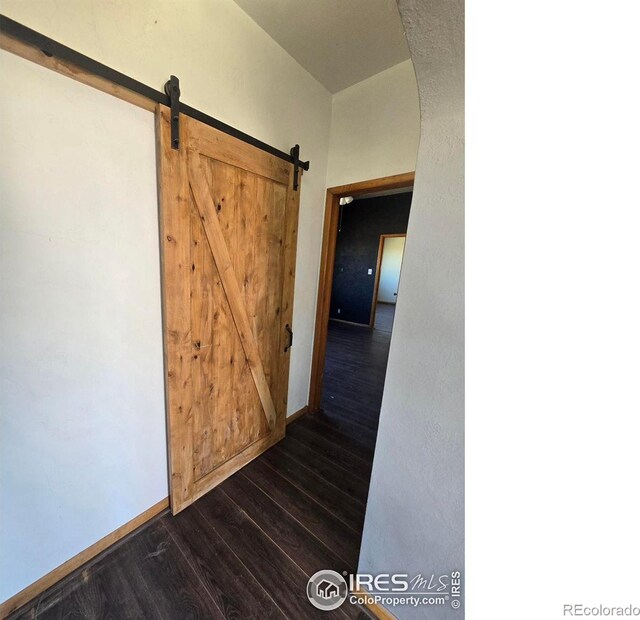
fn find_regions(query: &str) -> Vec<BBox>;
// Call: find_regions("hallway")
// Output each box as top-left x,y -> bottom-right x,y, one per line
373,302 -> 396,333
10,321 -> 392,619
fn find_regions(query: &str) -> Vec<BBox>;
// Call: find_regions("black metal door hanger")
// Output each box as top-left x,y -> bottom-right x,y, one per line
0,14 -> 310,189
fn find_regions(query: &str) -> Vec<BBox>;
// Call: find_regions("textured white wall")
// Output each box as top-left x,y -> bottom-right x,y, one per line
0,0 -> 333,416
0,0 -> 332,603
378,236 -> 405,303
358,0 -> 464,617
326,59 -> 420,187
0,51 -> 166,602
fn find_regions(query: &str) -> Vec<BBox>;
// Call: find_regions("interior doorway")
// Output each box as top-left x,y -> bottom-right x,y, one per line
370,233 -> 407,331
309,172 -> 414,412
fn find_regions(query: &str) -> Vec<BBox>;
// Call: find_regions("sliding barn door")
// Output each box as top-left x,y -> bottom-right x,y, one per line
156,106 -> 300,513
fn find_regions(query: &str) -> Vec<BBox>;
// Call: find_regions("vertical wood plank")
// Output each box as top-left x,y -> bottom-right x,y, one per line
156,105 -> 194,514
207,159 -> 239,471
278,170 -> 303,425
236,170 -> 264,443
253,178 -> 273,388
269,182 -> 287,411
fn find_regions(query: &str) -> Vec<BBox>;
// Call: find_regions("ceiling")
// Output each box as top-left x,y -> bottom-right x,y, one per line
233,0 -> 411,93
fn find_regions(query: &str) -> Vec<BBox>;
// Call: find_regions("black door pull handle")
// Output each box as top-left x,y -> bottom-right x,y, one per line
284,324 -> 293,352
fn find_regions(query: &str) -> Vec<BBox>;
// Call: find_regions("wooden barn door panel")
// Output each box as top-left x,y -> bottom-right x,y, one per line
157,106 -> 300,513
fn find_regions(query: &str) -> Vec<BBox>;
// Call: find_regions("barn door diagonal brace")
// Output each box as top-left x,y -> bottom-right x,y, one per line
187,155 -> 278,431
164,75 -> 180,149
289,144 -> 309,191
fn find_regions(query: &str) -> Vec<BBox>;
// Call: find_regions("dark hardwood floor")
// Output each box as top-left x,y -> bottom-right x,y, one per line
373,302 -> 396,333
10,321 -> 392,620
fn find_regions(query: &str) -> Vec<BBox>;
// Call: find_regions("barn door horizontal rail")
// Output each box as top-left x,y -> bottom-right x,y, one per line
0,14 -> 310,179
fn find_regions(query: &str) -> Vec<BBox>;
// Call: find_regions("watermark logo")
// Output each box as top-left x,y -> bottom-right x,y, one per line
564,604 -> 640,616
306,570 -> 348,611
306,569 -> 462,611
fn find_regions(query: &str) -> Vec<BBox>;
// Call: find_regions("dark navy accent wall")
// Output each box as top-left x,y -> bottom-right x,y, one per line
330,192 -> 412,325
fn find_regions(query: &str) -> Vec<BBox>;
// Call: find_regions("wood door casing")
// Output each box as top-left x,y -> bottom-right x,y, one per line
308,173 -> 414,412
157,106 -> 300,513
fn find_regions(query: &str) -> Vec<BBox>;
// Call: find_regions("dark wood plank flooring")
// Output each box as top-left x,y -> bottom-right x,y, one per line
9,321 -> 392,620
374,302 -> 396,333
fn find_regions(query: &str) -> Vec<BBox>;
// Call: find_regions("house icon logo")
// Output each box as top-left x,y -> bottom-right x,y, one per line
307,569 -> 348,610
317,579 -> 340,599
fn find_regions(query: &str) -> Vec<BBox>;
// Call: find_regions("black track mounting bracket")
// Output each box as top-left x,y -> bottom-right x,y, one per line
290,144 -> 310,191
164,75 -> 181,149
0,16 -> 312,170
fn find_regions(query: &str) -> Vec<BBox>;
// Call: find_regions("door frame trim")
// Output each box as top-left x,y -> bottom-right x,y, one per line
369,233 -> 407,328
308,172 -> 415,412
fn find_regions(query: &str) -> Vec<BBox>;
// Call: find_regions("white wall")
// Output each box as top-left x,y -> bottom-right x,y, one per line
378,236 -> 406,303
0,0 -> 333,416
326,59 -> 420,187
358,0 -> 464,617
0,51 -> 166,602
0,0 -> 333,603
